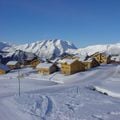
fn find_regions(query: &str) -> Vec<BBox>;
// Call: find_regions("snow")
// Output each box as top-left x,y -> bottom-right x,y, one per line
84,58 -> 93,62
60,58 -> 76,64
73,43 -> 120,56
93,65 -> 120,98
5,50 -> 36,61
6,61 -> 18,65
111,56 -> 120,62
1,39 -> 120,119
2,40 -> 120,120
0,64 -> 120,120
36,63 -> 53,69
2,40 -> 120,62
94,86 -> 120,98
78,54 -> 86,61
4,39 -> 77,59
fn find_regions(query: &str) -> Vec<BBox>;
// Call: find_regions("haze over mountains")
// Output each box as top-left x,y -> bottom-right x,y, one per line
0,39 -> 120,60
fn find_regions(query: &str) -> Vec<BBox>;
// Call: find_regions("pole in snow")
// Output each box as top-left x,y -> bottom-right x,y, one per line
18,69 -> 21,96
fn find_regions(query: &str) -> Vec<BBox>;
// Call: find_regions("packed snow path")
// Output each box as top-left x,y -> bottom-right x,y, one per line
0,65 -> 120,120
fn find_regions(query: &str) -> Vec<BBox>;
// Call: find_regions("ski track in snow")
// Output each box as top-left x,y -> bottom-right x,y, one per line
44,96 -> 53,116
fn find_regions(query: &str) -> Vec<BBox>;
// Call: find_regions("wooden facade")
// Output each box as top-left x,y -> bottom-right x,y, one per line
90,52 -> 111,64
82,58 -> 100,70
61,59 -> 85,75
30,59 -> 40,68
0,69 -> 6,74
36,63 -> 57,75
24,58 -> 34,66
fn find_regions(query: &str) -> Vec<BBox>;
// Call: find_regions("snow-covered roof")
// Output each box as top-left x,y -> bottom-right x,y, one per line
60,59 -> 77,64
36,63 -> 54,69
7,61 -> 18,65
101,52 -> 110,57
50,58 -> 60,63
56,63 -> 61,68
0,64 -> 10,71
91,52 -> 110,57
24,57 -> 35,61
84,58 -> 93,62
111,56 -> 120,62
79,55 -> 87,62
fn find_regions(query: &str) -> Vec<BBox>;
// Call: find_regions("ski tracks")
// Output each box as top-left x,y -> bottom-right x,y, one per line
29,95 -> 56,120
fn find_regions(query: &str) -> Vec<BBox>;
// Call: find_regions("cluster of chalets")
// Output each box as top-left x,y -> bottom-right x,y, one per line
0,52 -> 119,75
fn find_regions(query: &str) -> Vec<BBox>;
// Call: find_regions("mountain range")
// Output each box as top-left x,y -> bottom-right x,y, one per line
0,39 -> 120,62
1,39 -> 77,59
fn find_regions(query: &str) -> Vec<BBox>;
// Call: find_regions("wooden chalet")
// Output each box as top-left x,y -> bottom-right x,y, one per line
6,61 -> 20,69
36,63 -> 58,75
30,58 -> 40,68
90,52 -> 111,64
60,59 -> 85,75
82,58 -> 100,70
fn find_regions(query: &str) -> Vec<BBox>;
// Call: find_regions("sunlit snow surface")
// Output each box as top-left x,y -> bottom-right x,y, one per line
0,65 -> 120,120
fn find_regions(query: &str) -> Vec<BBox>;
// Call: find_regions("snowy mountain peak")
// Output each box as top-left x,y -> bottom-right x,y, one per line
4,39 -> 77,59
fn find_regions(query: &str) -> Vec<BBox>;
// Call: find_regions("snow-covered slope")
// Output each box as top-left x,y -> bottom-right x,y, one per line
73,43 -> 120,56
5,39 -> 77,59
0,50 -> 37,64
7,50 -> 37,61
1,65 -> 120,120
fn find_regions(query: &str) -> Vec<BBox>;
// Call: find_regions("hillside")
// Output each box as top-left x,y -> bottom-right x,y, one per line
0,64 -> 120,120
74,43 -> 120,56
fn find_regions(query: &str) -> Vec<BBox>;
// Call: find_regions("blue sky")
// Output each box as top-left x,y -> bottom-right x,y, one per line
0,0 -> 120,47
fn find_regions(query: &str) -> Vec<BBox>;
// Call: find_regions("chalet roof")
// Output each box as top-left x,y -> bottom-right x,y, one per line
84,58 -> 93,62
100,52 -> 110,57
36,63 -> 54,69
24,57 -> 34,61
6,61 -> 18,65
79,55 -> 87,62
0,64 -> 10,71
56,63 -> 61,68
90,52 -> 110,57
89,52 -> 99,57
50,58 -> 60,63
111,56 -> 120,62
60,59 -> 77,65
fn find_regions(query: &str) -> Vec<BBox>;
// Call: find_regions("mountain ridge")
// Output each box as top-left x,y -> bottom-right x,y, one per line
1,40 -> 120,60
1,39 -> 77,59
